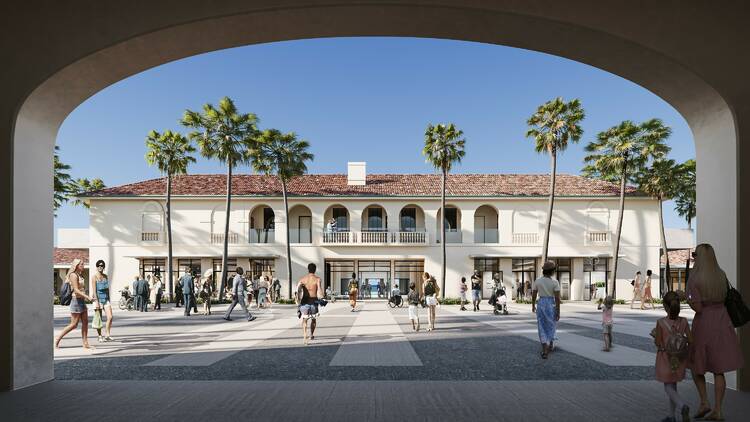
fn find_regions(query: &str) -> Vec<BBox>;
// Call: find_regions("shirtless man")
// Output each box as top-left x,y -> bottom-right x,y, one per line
297,263 -> 323,344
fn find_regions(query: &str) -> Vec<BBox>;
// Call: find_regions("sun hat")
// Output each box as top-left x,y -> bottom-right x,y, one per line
203,268 -> 213,278
542,261 -> 556,271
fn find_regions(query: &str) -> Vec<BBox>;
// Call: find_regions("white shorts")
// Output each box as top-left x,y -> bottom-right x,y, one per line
426,296 -> 438,306
459,292 -> 467,301
408,305 -> 419,320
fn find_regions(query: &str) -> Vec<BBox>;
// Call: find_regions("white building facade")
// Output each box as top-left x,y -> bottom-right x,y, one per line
83,164 -> 662,301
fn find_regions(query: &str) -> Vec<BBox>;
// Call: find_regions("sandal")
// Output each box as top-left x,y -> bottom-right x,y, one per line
541,352 -> 548,359
694,406 -> 711,419
704,412 -> 724,421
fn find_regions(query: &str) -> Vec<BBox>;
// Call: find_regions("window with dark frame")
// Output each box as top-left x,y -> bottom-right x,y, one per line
400,208 -> 417,232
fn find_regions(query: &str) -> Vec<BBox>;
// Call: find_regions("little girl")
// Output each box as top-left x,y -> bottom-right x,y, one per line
653,291 -> 692,422
599,296 -> 614,351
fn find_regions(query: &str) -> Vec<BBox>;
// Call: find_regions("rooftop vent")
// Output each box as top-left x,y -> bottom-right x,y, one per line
347,162 -> 366,186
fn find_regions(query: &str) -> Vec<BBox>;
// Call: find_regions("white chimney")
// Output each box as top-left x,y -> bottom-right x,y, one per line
347,162 -> 366,186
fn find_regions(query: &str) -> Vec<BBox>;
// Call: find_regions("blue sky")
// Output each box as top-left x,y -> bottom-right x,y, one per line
54,37 -> 695,235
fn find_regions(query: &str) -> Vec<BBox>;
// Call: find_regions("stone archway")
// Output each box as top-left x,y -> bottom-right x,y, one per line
3,1 -> 748,391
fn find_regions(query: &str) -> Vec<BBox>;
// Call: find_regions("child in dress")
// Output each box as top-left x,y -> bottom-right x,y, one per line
599,295 -> 614,351
652,291 -> 692,422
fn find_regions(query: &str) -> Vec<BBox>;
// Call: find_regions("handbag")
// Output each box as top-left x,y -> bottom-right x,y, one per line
92,310 -> 103,330
725,279 -> 750,327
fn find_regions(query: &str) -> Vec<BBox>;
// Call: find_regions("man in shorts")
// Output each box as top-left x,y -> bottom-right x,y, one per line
297,263 -> 322,344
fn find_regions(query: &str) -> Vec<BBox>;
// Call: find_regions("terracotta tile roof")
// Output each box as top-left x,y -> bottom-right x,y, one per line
661,248 -> 694,267
53,248 -> 89,266
83,174 -> 641,198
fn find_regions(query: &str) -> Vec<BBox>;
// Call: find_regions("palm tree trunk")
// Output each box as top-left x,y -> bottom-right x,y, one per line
282,178 -> 293,299
658,197 -> 671,293
441,167 -> 447,299
166,174 -> 174,300
609,160 -> 628,299
220,160 -> 233,301
542,150 -> 557,263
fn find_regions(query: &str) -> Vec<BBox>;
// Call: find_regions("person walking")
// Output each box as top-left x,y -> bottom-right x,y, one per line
179,270 -> 195,316
599,295 -> 614,351
422,272 -> 440,332
653,291 -> 692,422
470,270 -> 482,311
258,274 -> 270,309
200,269 -> 214,315
272,278 -> 281,303
531,261 -> 561,359
90,259 -> 114,342
174,273 -> 184,307
54,259 -> 95,350
223,267 -> 256,322
153,274 -> 163,311
407,282 -> 421,331
459,277 -> 468,311
687,243 -> 744,421
348,274 -> 359,312
147,275 -> 157,311
641,269 -> 656,310
296,263 -> 323,345
132,275 -> 141,311
136,275 -> 149,312
630,271 -> 642,309
189,270 -> 199,314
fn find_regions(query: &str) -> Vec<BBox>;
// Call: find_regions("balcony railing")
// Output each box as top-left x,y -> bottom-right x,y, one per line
210,232 -> 240,244
512,232 -> 539,245
393,231 -> 428,245
437,229 -> 462,244
249,228 -> 275,244
585,230 -> 611,246
141,232 -> 161,242
321,230 -> 429,246
289,228 -> 312,244
474,229 -> 499,244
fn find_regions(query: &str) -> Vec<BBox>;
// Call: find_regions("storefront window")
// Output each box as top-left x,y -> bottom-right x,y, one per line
583,257 -> 608,300
512,258 -> 536,299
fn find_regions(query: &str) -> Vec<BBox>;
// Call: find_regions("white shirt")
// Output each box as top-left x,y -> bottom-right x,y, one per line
532,276 -> 560,298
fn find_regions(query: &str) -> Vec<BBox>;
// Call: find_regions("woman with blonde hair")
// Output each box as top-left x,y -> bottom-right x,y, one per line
422,272 -> 440,331
55,259 -> 95,350
687,243 -> 743,420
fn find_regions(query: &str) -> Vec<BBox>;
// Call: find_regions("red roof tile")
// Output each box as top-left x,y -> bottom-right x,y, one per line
661,249 -> 694,267
83,174 -> 641,198
53,248 -> 89,266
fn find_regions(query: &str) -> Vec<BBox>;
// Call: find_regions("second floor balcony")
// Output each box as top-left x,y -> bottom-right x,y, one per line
321,229 -> 429,246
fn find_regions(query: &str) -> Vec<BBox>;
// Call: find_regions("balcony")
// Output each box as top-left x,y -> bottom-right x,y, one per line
210,232 -> 240,244
512,232 -> 539,245
289,228 -> 312,244
321,230 -> 429,246
140,231 -> 161,243
585,230 -> 611,246
249,228 -> 275,244
474,229 -> 499,244
437,229 -> 462,244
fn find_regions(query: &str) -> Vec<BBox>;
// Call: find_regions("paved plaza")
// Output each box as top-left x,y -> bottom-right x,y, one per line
1,300 -> 748,421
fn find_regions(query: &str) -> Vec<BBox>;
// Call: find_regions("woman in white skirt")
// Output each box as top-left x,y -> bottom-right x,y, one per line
421,272 -> 440,331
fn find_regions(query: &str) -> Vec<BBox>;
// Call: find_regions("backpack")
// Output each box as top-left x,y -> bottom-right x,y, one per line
424,281 -> 435,297
659,318 -> 689,370
59,280 -> 72,306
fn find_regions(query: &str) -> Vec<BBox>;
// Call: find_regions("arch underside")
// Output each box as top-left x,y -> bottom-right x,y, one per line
4,1 -> 745,391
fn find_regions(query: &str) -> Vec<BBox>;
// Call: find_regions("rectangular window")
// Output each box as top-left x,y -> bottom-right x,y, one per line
400,208 -> 417,232
444,208 -> 458,230
212,258 -> 237,291
140,258 -> 166,278
551,258 -> 572,300
583,257 -> 609,300
512,258 -> 537,299
474,258 -> 500,272
177,258 -> 202,278
332,207 -> 348,231
325,260 -> 355,295
367,208 -> 384,230
263,208 -> 275,230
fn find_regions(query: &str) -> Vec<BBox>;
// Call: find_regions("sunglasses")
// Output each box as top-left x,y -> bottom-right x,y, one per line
691,252 -> 697,258
97,264 -> 105,268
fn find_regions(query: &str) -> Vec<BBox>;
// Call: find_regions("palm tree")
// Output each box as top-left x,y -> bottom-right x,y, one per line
69,178 -> 106,208
249,129 -> 314,299
582,119 -> 671,298
674,159 -> 696,281
145,130 -> 196,301
638,158 -> 682,293
53,145 -> 72,214
675,159 -> 696,230
423,123 -> 466,298
181,97 -> 259,297
525,97 -> 585,263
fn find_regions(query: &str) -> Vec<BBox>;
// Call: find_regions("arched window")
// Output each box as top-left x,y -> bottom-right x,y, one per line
141,202 -> 164,242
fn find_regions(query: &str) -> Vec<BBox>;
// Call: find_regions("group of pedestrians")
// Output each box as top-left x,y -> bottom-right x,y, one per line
630,269 -> 656,310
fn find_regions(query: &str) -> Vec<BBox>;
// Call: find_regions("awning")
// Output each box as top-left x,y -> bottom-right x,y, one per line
123,254 -> 280,259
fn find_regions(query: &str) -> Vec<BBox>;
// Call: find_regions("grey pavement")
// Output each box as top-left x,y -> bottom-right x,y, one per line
3,300 -> 743,420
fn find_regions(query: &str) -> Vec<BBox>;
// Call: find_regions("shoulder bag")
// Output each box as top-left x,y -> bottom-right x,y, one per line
725,278 -> 750,327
